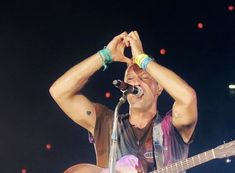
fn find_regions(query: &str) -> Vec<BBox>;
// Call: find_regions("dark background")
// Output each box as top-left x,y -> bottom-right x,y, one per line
0,0 -> 235,172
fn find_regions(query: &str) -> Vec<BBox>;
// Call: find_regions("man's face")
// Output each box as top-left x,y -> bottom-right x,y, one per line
124,64 -> 160,110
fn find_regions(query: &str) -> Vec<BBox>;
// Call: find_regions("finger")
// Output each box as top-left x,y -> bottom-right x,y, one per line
125,32 -> 134,46
121,39 -> 126,47
122,57 -> 132,65
129,31 -> 138,40
127,32 -> 135,40
127,61 -> 134,67
119,31 -> 128,37
107,32 -> 127,49
130,57 -> 135,64
123,36 -> 130,47
113,31 -> 128,42
118,41 -> 126,51
125,35 -> 136,45
133,30 -> 140,40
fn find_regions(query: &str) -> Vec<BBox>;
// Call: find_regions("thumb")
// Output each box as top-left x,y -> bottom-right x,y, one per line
122,56 -> 132,65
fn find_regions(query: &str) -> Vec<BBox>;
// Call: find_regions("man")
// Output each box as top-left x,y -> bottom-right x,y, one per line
49,31 -> 197,173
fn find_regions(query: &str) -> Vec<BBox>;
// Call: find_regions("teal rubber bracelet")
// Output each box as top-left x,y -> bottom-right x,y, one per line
98,47 -> 112,71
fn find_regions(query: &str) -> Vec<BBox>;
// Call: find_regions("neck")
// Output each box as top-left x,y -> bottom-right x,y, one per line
129,108 -> 157,129
128,97 -> 158,129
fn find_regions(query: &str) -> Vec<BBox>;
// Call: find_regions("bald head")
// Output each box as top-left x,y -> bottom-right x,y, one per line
124,64 -> 144,82
123,63 -> 163,97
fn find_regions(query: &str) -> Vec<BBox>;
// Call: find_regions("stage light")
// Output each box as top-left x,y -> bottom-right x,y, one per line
160,48 -> 166,55
46,143 -> 52,150
21,168 -> 27,173
105,91 -> 111,98
229,84 -> 235,95
228,5 -> 234,11
197,22 -> 204,29
229,84 -> 235,89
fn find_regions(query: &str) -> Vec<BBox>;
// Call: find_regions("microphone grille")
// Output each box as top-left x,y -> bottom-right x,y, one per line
112,80 -> 118,85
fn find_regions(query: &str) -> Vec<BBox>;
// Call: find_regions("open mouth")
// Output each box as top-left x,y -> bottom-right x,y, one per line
133,93 -> 144,99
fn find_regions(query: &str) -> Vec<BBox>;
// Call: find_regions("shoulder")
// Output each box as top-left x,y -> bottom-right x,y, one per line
161,110 -> 193,144
93,103 -> 113,117
93,103 -> 114,129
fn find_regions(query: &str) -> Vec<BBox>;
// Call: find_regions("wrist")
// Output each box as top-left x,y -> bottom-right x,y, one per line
134,53 -> 153,70
98,47 -> 113,71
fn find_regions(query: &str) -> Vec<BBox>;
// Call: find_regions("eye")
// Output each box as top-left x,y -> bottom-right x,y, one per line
127,78 -> 133,81
141,76 -> 150,80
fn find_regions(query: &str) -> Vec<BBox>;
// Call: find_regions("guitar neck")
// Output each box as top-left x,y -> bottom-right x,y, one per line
151,149 -> 216,173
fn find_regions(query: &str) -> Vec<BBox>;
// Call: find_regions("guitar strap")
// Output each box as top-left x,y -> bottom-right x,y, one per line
152,115 -> 164,169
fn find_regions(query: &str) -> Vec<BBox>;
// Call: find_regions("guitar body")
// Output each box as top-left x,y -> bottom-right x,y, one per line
63,163 -> 137,173
63,140 -> 235,173
64,163 -> 104,173
64,155 -> 141,173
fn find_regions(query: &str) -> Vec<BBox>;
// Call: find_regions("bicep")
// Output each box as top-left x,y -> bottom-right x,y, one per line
172,100 -> 198,143
55,94 -> 98,135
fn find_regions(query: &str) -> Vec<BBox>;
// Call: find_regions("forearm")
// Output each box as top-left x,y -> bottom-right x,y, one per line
49,53 -> 103,99
146,61 -> 196,104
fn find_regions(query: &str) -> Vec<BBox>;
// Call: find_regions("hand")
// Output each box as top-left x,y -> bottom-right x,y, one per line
101,155 -> 144,173
106,32 -> 132,65
124,31 -> 145,62
115,155 -> 144,173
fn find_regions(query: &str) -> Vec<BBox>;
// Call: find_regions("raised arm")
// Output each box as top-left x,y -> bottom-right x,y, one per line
146,61 -> 197,143
49,32 -> 131,135
126,31 -> 197,143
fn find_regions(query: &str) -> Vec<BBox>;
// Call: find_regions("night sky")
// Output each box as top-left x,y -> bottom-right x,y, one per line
0,0 -> 235,172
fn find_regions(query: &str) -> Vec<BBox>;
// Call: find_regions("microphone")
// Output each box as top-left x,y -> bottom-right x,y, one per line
112,79 -> 143,97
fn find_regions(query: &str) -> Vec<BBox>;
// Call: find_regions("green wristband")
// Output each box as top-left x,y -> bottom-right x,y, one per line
98,47 -> 112,71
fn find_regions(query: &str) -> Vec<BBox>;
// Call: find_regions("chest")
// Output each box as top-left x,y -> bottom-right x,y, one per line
117,119 -> 154,156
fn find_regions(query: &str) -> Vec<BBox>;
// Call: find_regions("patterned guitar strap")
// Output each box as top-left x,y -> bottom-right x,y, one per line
152,114 -> 164,169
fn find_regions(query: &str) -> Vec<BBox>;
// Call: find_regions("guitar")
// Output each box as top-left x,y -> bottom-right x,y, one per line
64,140 -> 235,173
